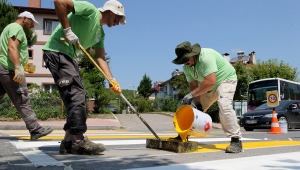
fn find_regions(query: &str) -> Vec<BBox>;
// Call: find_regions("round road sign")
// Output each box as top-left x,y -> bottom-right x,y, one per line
268,94 -> 277,103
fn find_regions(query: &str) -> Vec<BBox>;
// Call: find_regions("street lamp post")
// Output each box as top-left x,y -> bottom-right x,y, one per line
129,85 -> 135,97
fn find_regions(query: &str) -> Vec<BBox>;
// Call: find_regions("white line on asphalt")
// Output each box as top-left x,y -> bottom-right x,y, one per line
8,152 -> 178,166
125,152 -> 300,170
20,150 -> 65,167
10,138 -> 259,149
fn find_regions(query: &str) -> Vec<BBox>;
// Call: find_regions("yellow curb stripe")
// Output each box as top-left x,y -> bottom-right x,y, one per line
17,135 -> 180,140
196,140 -> 300,153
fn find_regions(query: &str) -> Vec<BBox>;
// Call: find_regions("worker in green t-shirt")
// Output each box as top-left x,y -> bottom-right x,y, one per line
43,0 -> 126,155
0,11 -> 53,140
172,41 -> 243,153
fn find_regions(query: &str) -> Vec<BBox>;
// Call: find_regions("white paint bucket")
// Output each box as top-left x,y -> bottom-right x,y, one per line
279,120 -> 288,133
173,105 -> 212,141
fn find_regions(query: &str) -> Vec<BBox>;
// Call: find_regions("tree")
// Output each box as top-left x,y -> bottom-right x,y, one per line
232,62 -> 250,100
170,73 -> 189,99
0,0 -> 17,33
24,28 -> 37,47
249,59 -> 298,81
137,74 -> 152,98
0,0 -> 37,47
78,48 -> 113,113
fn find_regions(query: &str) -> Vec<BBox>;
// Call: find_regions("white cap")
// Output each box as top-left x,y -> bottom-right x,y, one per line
98,0 -> 126,25
18,11 -> 39,25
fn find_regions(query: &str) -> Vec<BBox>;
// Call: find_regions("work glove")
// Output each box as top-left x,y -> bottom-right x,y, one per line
109,78 -> 122,94
182,92 -> 194,104
24,62 -> 36,73
13,65 -> 25,83
63,27 -> 79,44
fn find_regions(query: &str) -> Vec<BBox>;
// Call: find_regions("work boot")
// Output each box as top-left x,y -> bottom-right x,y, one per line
225,137 -> 243,153
71,136 -> 106,155
30,126 -> 53,140
59,140 -> 72,154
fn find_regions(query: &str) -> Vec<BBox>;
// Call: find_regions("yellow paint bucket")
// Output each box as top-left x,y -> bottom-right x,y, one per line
173,105 -> 212,142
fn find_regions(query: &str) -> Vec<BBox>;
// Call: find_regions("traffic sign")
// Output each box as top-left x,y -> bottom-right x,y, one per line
266,91 -> 279,107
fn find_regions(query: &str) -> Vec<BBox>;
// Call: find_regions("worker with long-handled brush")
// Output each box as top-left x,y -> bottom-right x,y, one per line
42,0 -> 126,155
172,41 -> 243,153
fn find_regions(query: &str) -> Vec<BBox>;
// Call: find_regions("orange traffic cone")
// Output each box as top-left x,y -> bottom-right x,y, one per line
268,109 -> 283,134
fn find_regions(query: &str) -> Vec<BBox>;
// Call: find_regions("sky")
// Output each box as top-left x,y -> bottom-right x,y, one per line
7,0 -> 300,91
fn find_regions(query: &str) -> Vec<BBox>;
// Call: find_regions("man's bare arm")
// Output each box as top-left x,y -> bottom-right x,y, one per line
95,48 -> 114,79
8,37 -> 21,66
192,73 -> 216,97
53,0 -> 75,29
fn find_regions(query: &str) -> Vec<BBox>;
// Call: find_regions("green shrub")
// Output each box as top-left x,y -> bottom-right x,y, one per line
160,98 -> 180,112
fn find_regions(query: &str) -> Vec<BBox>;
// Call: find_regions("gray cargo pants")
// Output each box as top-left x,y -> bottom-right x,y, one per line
43,50 -> 87,135
0,64 -> 42,133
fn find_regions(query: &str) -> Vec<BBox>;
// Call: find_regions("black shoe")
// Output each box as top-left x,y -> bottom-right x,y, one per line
30,127 -> 53,140
59,140 -> 72,154
225,137 -> 243,153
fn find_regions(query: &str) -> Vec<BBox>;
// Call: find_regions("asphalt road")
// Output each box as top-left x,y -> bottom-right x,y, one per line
0,114 -> 299,170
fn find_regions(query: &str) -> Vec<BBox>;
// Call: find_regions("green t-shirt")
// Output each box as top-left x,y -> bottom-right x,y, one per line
42,0 -> 105,59
183,48 -> 237,91
0,23 -> 28,70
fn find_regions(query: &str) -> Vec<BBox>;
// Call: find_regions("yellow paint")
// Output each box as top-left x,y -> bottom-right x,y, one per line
196,140 -> 300,153
17,135 -> 178,140
173,105 -> 194,142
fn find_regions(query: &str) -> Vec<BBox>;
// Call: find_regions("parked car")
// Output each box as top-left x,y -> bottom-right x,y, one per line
106,105 -> 117,114
240,100 -> 300,131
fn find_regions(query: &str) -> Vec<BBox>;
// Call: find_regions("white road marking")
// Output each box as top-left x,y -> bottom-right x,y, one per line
125,152 -> 300,170
20,150 -> 64,167
10,138 -> 259,149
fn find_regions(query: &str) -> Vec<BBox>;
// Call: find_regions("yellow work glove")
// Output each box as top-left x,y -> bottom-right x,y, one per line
109,78 -> 122,94
24,62 -> 36,73
13,65 -> 25,83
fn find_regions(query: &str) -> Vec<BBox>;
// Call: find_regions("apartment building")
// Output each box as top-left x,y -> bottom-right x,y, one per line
152,69 -> 182,100
13,0 -> 58,92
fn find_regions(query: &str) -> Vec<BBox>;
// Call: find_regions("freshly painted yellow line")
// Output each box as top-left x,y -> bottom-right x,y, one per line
196,140 -> 300,153
17,135 -> 179,140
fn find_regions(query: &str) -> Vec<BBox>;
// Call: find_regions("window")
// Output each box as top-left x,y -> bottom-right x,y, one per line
43,84 -> 58,93
44,19 -> 59,34
27,83 -> 33,93
28,49 -> 33,59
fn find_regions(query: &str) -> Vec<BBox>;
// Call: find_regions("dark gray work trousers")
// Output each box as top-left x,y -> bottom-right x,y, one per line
43,50 -> 87,135
0,64 -> 42,133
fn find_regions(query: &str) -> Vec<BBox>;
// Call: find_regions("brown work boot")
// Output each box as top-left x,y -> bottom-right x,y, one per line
59,140 -> 72,154
71,136 -> 106,155
225,137 -> 243,153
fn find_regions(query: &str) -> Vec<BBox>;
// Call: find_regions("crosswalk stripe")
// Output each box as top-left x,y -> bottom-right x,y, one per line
10,138 -> 274,150
11,138 -> 258,149
124,151 -> 300,170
